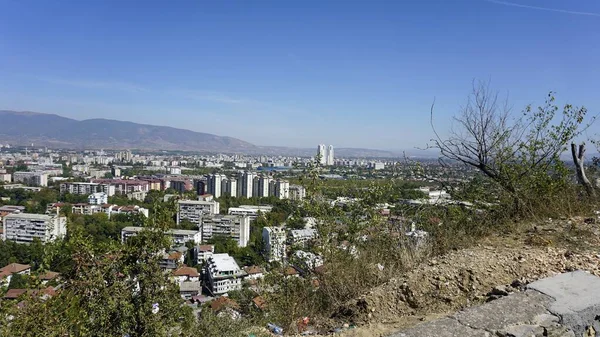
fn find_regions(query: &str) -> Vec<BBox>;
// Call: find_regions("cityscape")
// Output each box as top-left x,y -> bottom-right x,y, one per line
1,1 -> 600,336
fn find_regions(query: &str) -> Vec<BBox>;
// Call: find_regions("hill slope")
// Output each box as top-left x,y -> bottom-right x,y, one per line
0,110 -> 256,152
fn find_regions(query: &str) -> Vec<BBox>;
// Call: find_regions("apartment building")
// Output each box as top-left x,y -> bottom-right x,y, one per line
206,174 -> 226,198
121,226 -> 201,245
237,171 -> 256,198
253,175 -> 271,198
177,199 -> 220,226
204,253 -> 246,295
227,205 -> 272,220
12,171 -> 48,187
200,215 -> 250,248
262,226 -> 286,262
60,182 -> 116,196
269,179 -> 290,199
289,185 -> 306,201
3,213 -> 67,244
288,228 -> 318,246
88,192 -> 108,205
92,179 -> 150,194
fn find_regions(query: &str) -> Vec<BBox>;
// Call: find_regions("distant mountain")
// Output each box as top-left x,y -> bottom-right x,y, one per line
0,110 -> 256,152
0,110 -> 406,157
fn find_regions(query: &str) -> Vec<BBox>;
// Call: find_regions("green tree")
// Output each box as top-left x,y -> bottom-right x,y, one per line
8,273 -> 28,289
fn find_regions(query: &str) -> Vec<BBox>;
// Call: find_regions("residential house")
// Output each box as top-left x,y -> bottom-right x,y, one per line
0,263 -> 31,287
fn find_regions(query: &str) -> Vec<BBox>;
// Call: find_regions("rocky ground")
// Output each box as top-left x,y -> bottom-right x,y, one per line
305,215 -> 600,336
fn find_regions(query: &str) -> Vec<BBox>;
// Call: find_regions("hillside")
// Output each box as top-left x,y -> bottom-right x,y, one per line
0,110 -> 256,152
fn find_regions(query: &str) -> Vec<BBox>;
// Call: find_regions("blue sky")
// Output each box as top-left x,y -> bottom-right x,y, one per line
1,0 -> 599,150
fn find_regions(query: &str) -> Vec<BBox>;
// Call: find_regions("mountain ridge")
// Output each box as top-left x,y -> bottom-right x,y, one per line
0,110 -> 403,157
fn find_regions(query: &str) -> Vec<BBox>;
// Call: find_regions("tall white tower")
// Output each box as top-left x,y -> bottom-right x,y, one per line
327,145 -> 334,166
317,144 -> 327,165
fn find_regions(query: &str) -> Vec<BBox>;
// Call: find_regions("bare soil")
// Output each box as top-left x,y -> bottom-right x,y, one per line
306,216 -> 600,336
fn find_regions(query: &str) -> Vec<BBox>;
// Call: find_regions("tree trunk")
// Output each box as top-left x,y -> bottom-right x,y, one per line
571,143 -> 595,197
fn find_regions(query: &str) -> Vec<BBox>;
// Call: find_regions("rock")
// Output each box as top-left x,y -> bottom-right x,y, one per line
488,285 -> 510,297
497,324 -> 544,337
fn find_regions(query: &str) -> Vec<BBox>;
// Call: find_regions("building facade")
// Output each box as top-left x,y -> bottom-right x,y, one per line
88,192 -> 108,205
12,171 -> 48,187
262,226 -> 287,262
177,200 -> 220,226
3,213 -> 67,244
204,253 -> 246,295
200,215 -> 250,248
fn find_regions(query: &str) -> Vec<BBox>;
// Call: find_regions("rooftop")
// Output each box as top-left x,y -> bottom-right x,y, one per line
209,254 -> 241,272
173,266 -> 199,277
4,213 -> 56,221
122,226 -> 200,236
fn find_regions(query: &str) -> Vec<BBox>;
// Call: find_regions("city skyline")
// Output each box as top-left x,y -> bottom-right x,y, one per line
1,1 -> 600,149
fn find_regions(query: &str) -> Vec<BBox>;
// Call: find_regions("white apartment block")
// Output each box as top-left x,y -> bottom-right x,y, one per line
60,182 -> 116,196
12,171 -> 48,187
270,179 -> 290,199
200,215 -> 250,248
289,185 -> 306,201
121,226 -> 201,245
262,226 -> 287,262
177,199 -> 220,226
228,205 -> 272,220
3,213 -> 67,244
88,192 -> 108,205
204,253 -> 246,295
288,228 -> 318,246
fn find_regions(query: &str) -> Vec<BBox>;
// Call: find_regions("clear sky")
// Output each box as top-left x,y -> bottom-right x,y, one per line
1,0 -> 599,150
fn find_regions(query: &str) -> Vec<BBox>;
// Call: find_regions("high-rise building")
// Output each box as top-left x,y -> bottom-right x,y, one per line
289,185 -> 306,201
220,178 -> 237,198
270,179 -> 290,199
254,175 -> 272,198
327,145 -> 335,166
206,174 -> 226,198
317,144 -> 327,165
238,171 -> 255,198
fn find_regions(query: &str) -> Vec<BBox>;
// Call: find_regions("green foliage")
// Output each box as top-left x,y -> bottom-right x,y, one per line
7,273 -> 29,289
1,217 -> 195,336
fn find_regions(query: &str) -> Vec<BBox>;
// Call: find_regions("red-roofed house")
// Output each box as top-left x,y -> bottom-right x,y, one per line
243,266 -> 264,280
172,266 -> 200,284
0,263 -> 31,287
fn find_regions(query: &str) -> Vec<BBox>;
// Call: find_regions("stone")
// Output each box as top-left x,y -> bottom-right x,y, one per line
528,270 -> 600,335
489,285 -> 510,296
497,324 -> 544,337
390,317 -> 490,337
453,291 -> 552,332
532,313 -> 559,327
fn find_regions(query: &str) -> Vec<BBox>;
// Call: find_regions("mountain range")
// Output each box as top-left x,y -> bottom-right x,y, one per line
0,110 -> 402,157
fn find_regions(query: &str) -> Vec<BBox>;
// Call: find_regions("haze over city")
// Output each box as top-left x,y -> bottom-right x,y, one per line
1,0 -> 600,150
